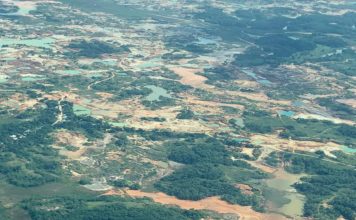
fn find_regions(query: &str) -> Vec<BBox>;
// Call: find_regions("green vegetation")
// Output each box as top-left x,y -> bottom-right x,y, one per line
194,5 -> 356,93
316,98 -> 356,121
63,145 -> 80,151
165,35 -> 213,54
264,151 -> 282,168
0,101 -> 62,187
330,151 -> 356,167
176,109 -> 195,120
0,2 -> 18,14
271,152 -> 356,220
109,179 -> 141,190
243,110 -> 356,146
60,101 -> 112,139
2,1 -> 355,219
155,137 -> 269,211
142,96 -> 176,109
22,196 -> 205,220
0,202 -> 10,220
234,35 -> 316,67
113,87 -> 151,101
140,117 -> 166,122
59,0 -> 161,20
67,40 -> 130,58
0,100 -> 112,187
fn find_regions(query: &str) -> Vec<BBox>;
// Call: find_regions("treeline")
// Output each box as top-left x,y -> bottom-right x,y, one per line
66,40 -> 130,58
273,151 -> 356,220
176,109 -> 195,120
122,127 -> 206,142
0,100 -> 62,187
22,196 -> 205,220
316,98 -> 356,121
59,101 -> 112,139
154,137 -> 268,211
0,99 -> 114,187
243,109 -> 356,146
0,2 -> 18,13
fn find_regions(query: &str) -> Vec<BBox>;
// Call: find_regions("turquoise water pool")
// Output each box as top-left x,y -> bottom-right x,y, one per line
145,85 -> 171,101
0,38 -> 54,49
277,110 -> 295,117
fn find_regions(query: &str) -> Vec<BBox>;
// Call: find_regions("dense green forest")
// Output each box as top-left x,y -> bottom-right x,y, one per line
22,196 -> 205,220
66,40 -> 130,58
155,137 -> 269,211
0,100 -> 112,187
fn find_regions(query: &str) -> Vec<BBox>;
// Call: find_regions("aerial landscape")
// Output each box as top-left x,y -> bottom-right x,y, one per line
0,0 -> 355,219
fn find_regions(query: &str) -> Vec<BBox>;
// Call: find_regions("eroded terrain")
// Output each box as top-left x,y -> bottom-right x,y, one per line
0,0 -> 355,219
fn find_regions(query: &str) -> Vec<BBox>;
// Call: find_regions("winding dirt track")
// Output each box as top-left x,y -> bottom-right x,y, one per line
52,96 -> 64,126
87,72 -> 115,90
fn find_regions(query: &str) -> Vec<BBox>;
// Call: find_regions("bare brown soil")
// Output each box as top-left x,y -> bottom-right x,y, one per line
104,190 -> 287,220
248,161 -> 277,174
53,130 -> 88,160
336,99 -> 356,108
235,184 -> 253,195
182,93 -> 245,110
170,67 -> 212,89
250,134 -> 340,152
293,113 -> 355,125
